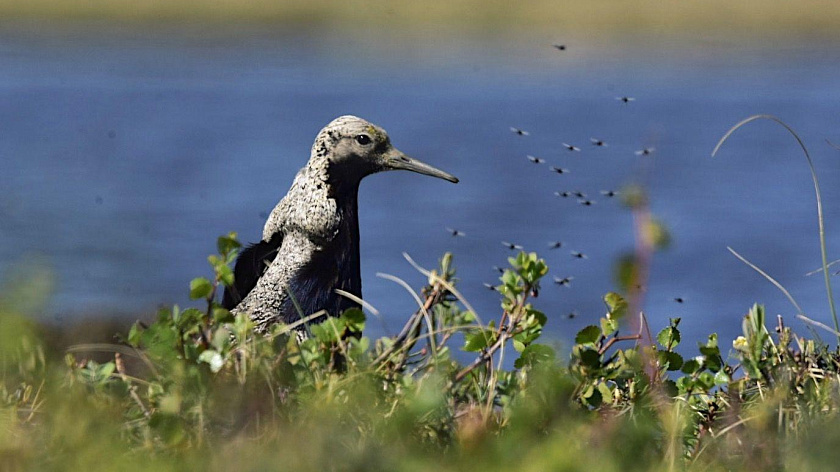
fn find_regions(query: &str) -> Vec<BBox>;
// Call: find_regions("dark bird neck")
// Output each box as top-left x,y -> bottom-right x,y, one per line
285,182 -> 363,322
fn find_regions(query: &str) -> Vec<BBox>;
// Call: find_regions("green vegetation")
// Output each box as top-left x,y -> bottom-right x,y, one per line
4,117 -> 840,470
3,239 -> 840,470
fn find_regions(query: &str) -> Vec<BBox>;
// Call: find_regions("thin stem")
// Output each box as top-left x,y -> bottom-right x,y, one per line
713,114 -> 838,343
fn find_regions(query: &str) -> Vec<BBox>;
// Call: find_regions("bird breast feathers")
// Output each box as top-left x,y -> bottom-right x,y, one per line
263,169 -> 340,243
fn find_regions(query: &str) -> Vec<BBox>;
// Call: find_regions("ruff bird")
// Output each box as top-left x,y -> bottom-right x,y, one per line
222,115 -> 458,333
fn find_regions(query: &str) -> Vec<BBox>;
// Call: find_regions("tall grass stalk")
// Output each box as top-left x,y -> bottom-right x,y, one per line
712,114 -> 839,343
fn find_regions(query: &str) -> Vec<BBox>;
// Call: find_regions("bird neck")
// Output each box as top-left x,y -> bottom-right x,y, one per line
328,188 -> 363,313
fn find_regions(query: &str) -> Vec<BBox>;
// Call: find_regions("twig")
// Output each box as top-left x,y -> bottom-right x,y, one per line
403,253 -> 483,326
377,272 -> 438,357
115,352 -> 150,418
373,284 -> 446,366
598,334 -> 643,355
455,334 -> 510,383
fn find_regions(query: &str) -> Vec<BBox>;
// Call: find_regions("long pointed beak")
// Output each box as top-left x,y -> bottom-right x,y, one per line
384,149 -> 459,183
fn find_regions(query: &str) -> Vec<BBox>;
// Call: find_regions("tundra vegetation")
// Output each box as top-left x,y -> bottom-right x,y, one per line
3,117 -> 840,471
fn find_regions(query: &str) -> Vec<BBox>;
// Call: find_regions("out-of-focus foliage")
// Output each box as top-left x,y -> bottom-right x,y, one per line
4,233 -> 840,471
1,0 -> 839,42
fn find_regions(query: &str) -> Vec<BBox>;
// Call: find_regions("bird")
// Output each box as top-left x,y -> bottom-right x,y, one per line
635,147 -> 656,156
549,166 -> 570,174
673,297 -> 685,304
502,241 -> 524,251
548,241 -> 563,249
578,199 -> 595,206
571,251 -> 588,259
222,115 -> 458,333
554,191 -> 572,198
527,155 -> 545,164
600,190 -> 618,197
510,127 -> 530,136
483,283 -> 497,291
562,143 -> 581,152
492,265 -> 505,274
552,44 -> 567,51
616,96 -> 635,104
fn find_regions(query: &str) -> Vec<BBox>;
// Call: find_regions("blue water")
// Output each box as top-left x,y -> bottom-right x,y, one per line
2,30 -> 840,350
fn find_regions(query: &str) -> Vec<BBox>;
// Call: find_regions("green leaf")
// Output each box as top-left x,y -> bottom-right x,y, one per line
189,277 -> 213,300
600,317 -> 618,337
464,330 -> 495,352
714,370 -> 730,386
676,376 -> 693,394
525,307 -> 547,328
575,325 -> 601,345
176,308 -> 203,331
341,308 -> 366,333
657,321 -> 681,350
662,379 -> 678,397
699,345 -> 722,372
578,348 -> 601,368
681,359 -> 700,374
311,318 -> 345,343
603,292 -> 628,319
583,385 -> 603,407
657,351 -> 683,371
198,350 -> 224,373
644,218 -> 671,249
213,306 -> 234,323
597,382 -> 613,404
613,253 -> 638,294
620,184 -> 647,209
705,333 -> 719,349
697,372 -> 716,390
514,343 -> 555,368
217,233 -> 241,256
217,265 -> 234,287
148,413 -> 187,447
211,327 -> 231,351
127,322 -> 143,347
98,361 -> 116,380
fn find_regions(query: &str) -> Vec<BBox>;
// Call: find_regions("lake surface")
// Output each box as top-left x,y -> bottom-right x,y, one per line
2,30 -> 840,350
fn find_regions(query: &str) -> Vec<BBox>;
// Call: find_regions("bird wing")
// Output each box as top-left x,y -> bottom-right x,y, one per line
222,231 -> 284,310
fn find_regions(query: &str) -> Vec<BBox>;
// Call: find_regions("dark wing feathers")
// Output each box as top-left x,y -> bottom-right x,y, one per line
222,232 -> 284,310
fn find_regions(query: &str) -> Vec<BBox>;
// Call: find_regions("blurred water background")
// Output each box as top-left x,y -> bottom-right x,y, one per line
2,2 -> 840,349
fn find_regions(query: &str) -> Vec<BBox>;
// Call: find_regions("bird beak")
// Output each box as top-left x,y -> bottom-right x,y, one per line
384,149 -> 459,183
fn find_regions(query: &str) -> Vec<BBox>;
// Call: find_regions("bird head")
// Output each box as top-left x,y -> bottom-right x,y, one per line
314,115 -> 459,185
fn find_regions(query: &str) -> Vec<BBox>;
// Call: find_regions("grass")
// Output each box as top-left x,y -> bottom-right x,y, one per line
713,115 -> 839,342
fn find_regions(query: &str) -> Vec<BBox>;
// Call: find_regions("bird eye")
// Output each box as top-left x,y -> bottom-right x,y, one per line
355,134 -> 371,145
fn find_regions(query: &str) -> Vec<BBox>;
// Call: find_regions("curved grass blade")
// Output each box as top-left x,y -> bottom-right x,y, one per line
376,272 -> 438,356
796,314 -> 840,338
727,247 -> 805,315
713,115 -> 838,343
727,247 -> 821,342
